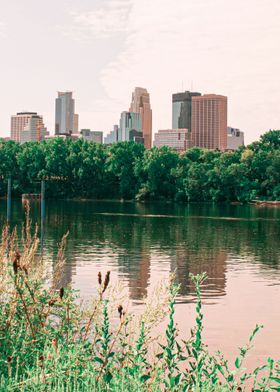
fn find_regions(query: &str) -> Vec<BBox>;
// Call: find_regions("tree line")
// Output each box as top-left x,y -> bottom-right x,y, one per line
0,130 -> 279,202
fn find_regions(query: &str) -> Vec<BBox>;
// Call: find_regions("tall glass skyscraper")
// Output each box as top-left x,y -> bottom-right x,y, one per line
55,91 -> 75,135
172,91 -> 201,131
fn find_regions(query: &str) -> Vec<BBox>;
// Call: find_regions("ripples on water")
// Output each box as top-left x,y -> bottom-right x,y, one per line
0,200 -> 280,365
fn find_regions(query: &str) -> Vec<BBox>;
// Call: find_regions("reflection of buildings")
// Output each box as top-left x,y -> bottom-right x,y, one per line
173,247 -> 227,298
118,251 -> 151,301
28,200 -> 280,305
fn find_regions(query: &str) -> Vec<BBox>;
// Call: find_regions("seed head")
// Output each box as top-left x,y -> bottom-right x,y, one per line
98,272 -> 102,286
59,287 -> 64,299
12,252 -> 21,275
118,305 -> 123,319
102,271 -> 110,293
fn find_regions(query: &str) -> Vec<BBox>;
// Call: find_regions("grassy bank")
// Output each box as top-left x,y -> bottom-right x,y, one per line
0,221 -> 279,391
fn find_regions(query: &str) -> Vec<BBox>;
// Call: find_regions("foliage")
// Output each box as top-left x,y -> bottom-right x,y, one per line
0,222 -> 280,391
0,130 -> 280,201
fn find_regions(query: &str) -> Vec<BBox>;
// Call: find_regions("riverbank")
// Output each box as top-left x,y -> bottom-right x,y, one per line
1,195 -> 280,206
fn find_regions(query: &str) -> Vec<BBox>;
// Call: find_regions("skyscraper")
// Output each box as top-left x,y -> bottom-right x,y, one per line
73,113 -> 79,134
20,115 -> 48,143
191,94 -> 227,151
129,87 -> 152,149
172,91 -> 201,131
55,91 -> 76,135
10,112 -> 45,142
119,111 -> 142,142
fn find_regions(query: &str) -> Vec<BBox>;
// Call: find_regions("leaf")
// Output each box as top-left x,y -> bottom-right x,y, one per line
103,371 -> 113,384
270,377 -> 280,384
140,374 -> 151,382
235,357 -> 242,369
93,356 -> 103,364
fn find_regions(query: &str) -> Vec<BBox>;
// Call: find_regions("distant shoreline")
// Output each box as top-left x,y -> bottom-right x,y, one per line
1,196 -> 280,206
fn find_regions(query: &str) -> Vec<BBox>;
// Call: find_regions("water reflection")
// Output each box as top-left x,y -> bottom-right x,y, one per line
1,200 -> 279,302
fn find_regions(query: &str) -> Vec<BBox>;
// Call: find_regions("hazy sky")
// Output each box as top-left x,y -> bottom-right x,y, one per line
0,0 -> 280,143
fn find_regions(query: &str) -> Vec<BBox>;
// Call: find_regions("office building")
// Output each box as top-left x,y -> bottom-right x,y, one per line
191,94 -> 227,151
73,113 -> 79,134
80,129 -> 103,143
11,112 -> 37,142
154,129 -> 192,151
119,111 -> 142,142
129,87 -> 152,149
129,129 -> 144,144
172,91 -> 201,130
55,91 -> 76,135
20,115 -> 48,143
227,127 -> 244,150
104,125 -> 119,144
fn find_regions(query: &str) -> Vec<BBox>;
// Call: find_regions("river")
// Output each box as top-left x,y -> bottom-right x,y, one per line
0,200 -> 279,368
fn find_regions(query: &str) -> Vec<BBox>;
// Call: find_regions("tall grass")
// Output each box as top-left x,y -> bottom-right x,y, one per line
0,216 -> 279,391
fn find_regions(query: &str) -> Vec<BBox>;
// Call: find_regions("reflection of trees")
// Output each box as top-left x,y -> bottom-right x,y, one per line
1,200 -> 280,302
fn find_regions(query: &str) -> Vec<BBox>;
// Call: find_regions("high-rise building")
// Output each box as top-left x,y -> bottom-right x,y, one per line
55,91 -> 76,135
172,91 -> 201,130
154,129 -> 193,151
80,129 -> 103,143
20,115 -> 48,143
104,125 -> 119,144
129,129 -> 144,144
73,113 -> 79,134
10,112 -> 46,142
227,127 -> 244,150
129,87 -> 152,149
119,111 -> 142,142
191,94 -> 227,151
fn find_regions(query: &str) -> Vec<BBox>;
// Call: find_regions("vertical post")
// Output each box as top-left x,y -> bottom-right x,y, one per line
40,180 -> 45,254
7,177 -> 12,223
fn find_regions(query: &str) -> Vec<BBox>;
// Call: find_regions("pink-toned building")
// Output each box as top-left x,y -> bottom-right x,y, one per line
10,112 -> 41,142
191,94 -> 227,151
73,113 -> 79,133
129,87 -> 152,149
153,129 -> 192,151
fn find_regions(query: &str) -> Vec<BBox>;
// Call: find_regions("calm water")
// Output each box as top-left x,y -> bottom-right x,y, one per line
1,200 -> 280,367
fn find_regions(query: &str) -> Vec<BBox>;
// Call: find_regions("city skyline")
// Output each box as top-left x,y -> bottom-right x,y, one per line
0,0 -> 279,143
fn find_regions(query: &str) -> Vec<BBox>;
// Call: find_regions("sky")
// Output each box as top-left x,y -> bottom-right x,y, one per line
0,0 -> 280,144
